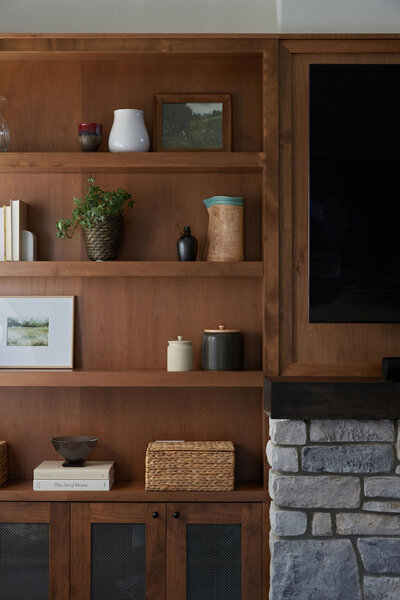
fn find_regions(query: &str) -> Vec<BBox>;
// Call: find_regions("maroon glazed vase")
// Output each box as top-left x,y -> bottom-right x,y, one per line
78,122 -> 102,152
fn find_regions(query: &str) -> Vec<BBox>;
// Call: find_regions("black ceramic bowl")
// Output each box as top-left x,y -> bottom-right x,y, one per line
51,435 -> 98,466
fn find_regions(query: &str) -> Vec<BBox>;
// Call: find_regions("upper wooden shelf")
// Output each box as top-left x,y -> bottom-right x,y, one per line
0,479 -> 267,502
0,369 -> 264,388
0,261 -> 263,278
0,152 -> 264,173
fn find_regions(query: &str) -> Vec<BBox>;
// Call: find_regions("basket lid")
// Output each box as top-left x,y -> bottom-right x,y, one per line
147,441 -> 234,452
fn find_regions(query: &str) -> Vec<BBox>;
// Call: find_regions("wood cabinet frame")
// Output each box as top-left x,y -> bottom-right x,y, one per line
166,502 -> 262,600
0,501 -> 69,600
71,502 -> 166,600
70,501 -> 261,600
279,38 -> 400,377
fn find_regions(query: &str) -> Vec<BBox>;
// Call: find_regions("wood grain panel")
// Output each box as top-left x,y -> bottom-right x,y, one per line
0,501 -> 49,521
0,61 -> 81,152
0,174 -> 83,260
49,503 -> 69,600
82,55 -> 263,152
79,276 -> 262,369
70,503 -> 91,600
281,48 -> 400,375
262,39 -> 279,375
0,387 -> 263,483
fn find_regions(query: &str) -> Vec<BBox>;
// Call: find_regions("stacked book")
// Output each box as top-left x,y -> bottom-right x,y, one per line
33,460 -> 115,491
0,198 -> 36,261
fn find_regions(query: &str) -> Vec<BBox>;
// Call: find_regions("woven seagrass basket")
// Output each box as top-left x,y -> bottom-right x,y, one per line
145,441 -> 234,491
0,441 -> 7,486
82,214 -> 123,261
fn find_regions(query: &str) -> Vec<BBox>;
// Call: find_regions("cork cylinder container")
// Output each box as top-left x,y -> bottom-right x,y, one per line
203,196 -> 244,261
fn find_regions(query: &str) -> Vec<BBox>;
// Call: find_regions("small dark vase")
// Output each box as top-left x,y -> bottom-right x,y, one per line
177,226 -> 198,261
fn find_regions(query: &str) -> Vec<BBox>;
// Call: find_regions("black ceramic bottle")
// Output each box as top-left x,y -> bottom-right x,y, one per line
177,226 -> 198,261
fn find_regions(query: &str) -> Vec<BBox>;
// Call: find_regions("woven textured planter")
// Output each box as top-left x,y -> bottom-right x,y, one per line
145,441 -> 235,491
82,214 -> 123,261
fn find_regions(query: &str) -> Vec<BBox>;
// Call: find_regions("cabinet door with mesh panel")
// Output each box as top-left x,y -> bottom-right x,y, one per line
70,503 -> 165,600
166,503 -> 262,600
0,502 -> 69,600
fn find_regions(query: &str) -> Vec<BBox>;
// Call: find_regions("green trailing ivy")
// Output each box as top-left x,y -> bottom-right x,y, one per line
56,176 -> 133,239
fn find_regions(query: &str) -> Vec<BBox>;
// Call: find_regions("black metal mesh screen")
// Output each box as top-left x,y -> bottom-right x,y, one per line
0,523 -> 49,600
91,523 -> 146,600
186,524 -> 241,600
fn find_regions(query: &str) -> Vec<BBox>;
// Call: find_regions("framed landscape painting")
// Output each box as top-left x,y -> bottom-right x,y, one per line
153,93 -> 232,151
0,296 -> 74,368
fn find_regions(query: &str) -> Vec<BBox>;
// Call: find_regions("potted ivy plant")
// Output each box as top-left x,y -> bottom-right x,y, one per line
56,176 -> 133,261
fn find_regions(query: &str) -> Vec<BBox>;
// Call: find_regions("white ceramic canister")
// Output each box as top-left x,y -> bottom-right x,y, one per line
167,336 -> 193,372
108,108 -> 150,152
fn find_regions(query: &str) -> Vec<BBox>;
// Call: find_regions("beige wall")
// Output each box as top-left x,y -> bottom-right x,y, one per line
0,0 -> 277,33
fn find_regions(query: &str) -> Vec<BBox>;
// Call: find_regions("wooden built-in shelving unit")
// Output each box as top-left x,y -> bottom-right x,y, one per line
0,33 -> 276,599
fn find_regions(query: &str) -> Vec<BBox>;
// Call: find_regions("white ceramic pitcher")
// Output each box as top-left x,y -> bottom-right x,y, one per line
108,108 -> 150,152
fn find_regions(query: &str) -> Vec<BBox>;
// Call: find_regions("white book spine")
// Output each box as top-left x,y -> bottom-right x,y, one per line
11,199 -> 27,261
4,205 -> 12,261
33,479 -> 114,491
0,207 -> 4,261
33,469 -> 114,480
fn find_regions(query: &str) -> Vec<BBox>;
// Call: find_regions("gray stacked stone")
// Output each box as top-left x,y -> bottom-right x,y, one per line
266,441 -> 298,472
302,444 -> 393,473
270,539 -> 362,600
270,505 -> 307,536
357,538 -> 400,573
311,512 -> 333,536
365,476 -> 400,498
270,473 -> 360,508
310,419 -> 395,442
267,418 -> 400,600
364,577 -> 400,600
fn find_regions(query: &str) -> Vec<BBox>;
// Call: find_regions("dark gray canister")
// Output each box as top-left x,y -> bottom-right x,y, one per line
202,325 -> 243,371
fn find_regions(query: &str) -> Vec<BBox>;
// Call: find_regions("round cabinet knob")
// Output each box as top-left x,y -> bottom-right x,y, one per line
172,511 -> 180,519
152,512 -> 159,519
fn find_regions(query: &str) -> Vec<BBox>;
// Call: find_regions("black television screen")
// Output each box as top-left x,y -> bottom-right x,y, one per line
309,64 -> 400,323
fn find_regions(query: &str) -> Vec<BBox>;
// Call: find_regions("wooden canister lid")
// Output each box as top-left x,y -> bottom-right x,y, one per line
203,325 -> 240,333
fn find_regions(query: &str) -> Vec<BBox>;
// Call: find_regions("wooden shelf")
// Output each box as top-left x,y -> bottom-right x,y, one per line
0,479 -> 267,502
0,261 -> 263,278
0,152 -> 264,173
0,369 -> 264,387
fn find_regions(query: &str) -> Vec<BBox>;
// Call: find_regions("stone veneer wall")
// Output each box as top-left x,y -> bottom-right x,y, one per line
267,419 -> 400,600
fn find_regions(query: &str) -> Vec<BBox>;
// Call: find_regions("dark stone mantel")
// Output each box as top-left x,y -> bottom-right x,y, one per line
265,377 -> 400,419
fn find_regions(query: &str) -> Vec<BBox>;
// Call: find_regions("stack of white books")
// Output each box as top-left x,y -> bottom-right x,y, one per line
33,460 -> 115,491
0,198 -> 37,261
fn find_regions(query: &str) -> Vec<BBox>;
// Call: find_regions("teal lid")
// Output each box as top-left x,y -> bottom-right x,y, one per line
203,196 -> 244,209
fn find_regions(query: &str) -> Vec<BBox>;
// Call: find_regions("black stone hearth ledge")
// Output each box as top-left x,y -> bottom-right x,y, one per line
265,377 -> 400,419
